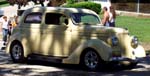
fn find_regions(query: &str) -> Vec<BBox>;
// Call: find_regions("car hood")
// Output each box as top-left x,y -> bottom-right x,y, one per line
78,25 -> 129,36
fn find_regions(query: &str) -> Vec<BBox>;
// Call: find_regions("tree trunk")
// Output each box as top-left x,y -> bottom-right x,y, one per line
50,0 -> 66,6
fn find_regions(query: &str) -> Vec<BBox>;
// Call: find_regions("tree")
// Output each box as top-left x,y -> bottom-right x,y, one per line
67,0 -> 75,4
32,0 -> 44,6
7,0 -> 67,9
6,0 -> 42,9
50,0 -> 66,6
7,0 -> 28,9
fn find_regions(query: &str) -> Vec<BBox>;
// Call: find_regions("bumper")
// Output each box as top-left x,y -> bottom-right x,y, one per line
109,57 -> 142,65
109,45 -> 146,65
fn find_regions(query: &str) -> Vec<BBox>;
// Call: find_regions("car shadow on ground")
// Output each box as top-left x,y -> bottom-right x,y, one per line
0,45 -> 148,72
0,50 -> 13,65
1,45 -> 150,76
26,59 -> 145,72
0,48 -> 150,76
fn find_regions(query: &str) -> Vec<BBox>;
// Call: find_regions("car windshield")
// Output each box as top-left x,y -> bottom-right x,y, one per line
71,13 -> 101,25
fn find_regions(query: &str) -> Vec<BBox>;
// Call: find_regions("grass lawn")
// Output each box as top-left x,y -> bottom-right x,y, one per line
115,16 -> 150,43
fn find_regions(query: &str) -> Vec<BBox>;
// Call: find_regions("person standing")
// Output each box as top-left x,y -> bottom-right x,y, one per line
47,0 -> 52,6
0,16 -> 9,45
109,6 -> 116,27
10,15 -> 18,33
102,7 -> 110,26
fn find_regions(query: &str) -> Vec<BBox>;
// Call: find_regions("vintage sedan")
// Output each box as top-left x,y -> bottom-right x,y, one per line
5,7 -> 146,71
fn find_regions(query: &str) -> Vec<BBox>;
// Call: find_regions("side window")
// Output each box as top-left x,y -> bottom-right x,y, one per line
24,13 -> 42,23
45,13 -> 68,25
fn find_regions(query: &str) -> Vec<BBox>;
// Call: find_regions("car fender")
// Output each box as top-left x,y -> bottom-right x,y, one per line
6,32 -> 31,57
122,36 -> 146,59
133,45 -> 146,58
63,39 -> 112,64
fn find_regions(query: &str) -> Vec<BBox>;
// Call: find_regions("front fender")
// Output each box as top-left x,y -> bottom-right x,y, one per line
133,45 -> 146,58
63,39 -> 112,64
120,35 -> 146,59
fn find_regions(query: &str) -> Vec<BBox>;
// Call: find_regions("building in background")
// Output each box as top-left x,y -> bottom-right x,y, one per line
90,0 -> 111,10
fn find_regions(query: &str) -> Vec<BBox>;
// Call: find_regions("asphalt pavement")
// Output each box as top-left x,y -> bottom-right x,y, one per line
0,40 -> 5,51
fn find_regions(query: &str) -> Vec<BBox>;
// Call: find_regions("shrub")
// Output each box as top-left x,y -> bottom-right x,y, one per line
64,2 -> 101,14
67,0 -> 75,4
0,0 -> 8,5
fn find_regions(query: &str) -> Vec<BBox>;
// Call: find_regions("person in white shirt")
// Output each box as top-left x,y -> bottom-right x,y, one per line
1,16 -> 9,45
109,6 -> 116,27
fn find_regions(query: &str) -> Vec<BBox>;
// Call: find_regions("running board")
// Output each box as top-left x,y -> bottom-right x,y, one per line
28,54 -> 67,63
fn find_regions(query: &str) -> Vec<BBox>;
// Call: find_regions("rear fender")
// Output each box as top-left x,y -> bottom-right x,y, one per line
6,33 -> 31,57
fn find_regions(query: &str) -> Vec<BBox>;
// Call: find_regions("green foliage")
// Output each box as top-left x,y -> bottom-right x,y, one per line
0,0 -> 8,5
111,0 -> 150,3
64,2 -> 101,14
0,0 -> 9,7
67,0 -> 75,4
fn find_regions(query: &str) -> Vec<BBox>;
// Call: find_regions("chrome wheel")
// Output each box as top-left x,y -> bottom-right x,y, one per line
12,44 -> 22,60
82,50 -> 101,70
10,42 -> 25,63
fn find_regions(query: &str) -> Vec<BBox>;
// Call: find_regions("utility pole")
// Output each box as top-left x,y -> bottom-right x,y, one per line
137,0 -> 140,13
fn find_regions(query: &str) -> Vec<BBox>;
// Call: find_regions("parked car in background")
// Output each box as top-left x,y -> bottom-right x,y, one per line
90,0 -> 111,10
5,7 -> 146,71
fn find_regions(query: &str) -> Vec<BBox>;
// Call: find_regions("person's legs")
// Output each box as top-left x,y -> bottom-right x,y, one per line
2,28 -> 6,42
5,29 -> 8,42
109,22 -> 115,27
2,28 -> 8,45
112,22 -> 115,27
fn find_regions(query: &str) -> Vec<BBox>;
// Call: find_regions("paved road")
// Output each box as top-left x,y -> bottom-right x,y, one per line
0,41 -> 150,76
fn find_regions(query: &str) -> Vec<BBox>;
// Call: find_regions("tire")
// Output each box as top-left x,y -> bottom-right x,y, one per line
80,49 -> 103,71
120,61 -> 138,69
10,42 -> 26,63
128,62 -> 138,69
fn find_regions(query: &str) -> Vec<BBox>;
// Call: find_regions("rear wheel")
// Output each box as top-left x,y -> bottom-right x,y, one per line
10,42 -> 26,63
80,49 -> 103,71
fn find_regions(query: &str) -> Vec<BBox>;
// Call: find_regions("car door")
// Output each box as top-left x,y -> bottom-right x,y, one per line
40,13 -> 72,57
21,12 -> 42,54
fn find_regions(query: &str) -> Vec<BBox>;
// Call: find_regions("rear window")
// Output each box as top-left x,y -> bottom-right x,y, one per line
24,13 -> 42,23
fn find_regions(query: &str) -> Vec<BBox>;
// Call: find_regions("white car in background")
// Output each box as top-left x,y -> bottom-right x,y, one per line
90,0 -> 111,10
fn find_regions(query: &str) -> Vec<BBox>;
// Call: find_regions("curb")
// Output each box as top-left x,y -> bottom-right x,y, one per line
116,10 -> 150,18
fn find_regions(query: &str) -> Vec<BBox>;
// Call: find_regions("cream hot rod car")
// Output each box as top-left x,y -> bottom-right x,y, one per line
5,7 -> 146,71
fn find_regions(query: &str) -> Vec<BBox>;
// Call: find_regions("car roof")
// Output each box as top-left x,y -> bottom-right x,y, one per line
23,6 -> 98,16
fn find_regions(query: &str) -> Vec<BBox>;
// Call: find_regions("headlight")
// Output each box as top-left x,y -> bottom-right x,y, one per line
111,36 -> 119,46
107,36 -> 119,46
131,36 -> 138,48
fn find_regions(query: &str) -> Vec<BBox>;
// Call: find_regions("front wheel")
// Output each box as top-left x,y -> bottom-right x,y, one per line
126,62 -> 138,69
10,42 -> 26,63
80,49 -> 103,71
